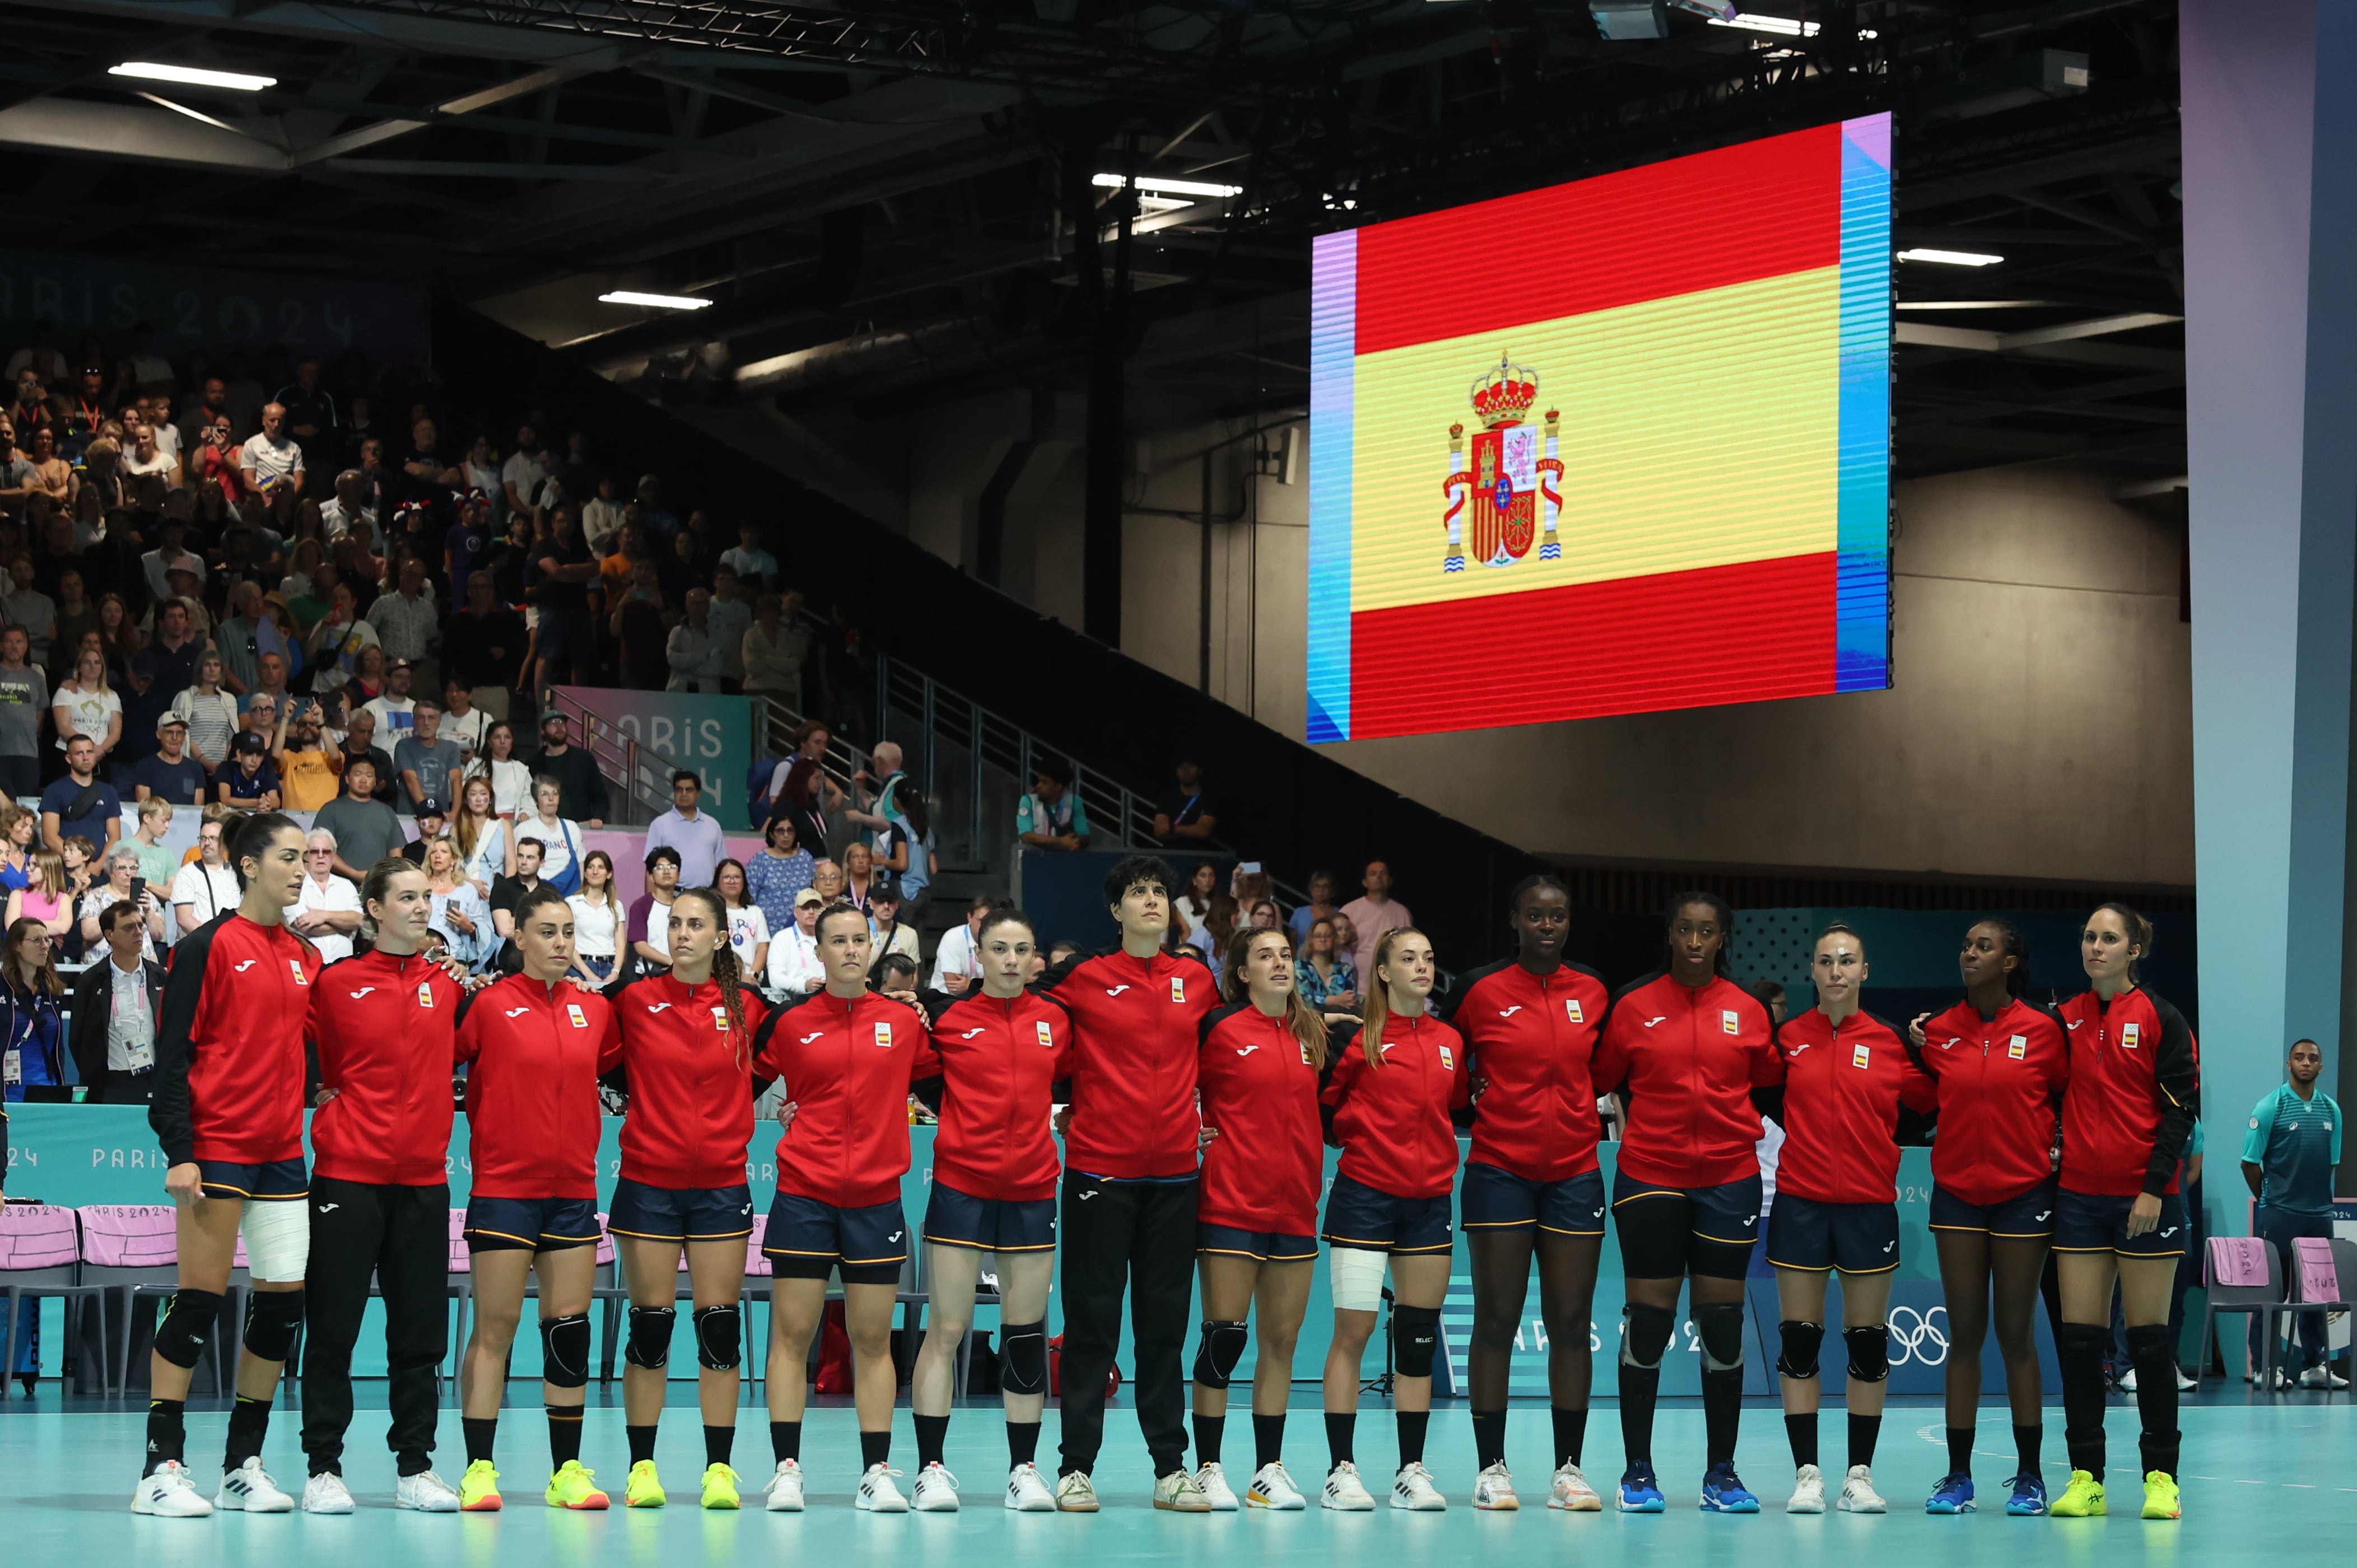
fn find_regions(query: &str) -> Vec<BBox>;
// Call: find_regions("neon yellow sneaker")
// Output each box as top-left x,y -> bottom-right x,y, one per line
459,1459 -> 503,1512
702,1463 -> 743,1510
2140,1471 -> 2180,1520
626,1459 -> 666,1508
546,1460 -> 611,1510
2049,1469 -> 2106,1516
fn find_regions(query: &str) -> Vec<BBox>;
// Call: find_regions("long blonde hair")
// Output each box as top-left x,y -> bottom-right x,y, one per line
1358,925 -> 1428,1069
1221,926 -> 1326,1070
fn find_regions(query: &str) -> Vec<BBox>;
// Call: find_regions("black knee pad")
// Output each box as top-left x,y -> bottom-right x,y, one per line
625,1305 -> 676,1370
694,1305 -> 742,1371
243,1289 -> 305,1363
1843,1323 -> 1890,1384
1000,1320 -> 1047,1396
2057,1320 -> 2108,1364
541,1312 -> 592,1388
153,1289 -> 225,1370
2124,1322 -> 2172,1365
1776,1319 -> 1824,1380
1693,1301 -> 1745,1371
1392,1304 -> 1442,1379
1192,1320 -> 1249,1389
1620,1303 -> 1675,1370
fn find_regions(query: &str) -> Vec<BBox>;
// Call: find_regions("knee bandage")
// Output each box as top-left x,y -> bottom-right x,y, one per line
1776,1319 -> 1824,1380
240,1197 -> 310,1283
1693,1301 -> 1745,1371
1843,1324 -> 1890,1383
541,1312 -> 593,1388
1620,1303 -> 1675,1370
153,1288 -> 225,1369
1192,1320 -> 1249,1389
625,1305 -> 676,1370
694,1305 -> 742,1370
1391,1304 -> 1442,1379
243,1288 -> 305,1363
1329,1247 -> 1387,1313
1000,1320 -> 1048,1395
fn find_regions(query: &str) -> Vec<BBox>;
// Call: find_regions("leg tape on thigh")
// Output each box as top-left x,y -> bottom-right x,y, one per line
1776,1319 -> 1824,1380
693,1305 -> 742,1370
1000,1320 -> 1048,1396
1192,1320 -> 1249,1389
1842,1323 -> 1889,1384
1620,1303 -> 1675,1370
541,1312 -> 593,1389
625,1305 -> 676,1369
1693,1301 -> 1745,1371
243,1287 -> 305,1362
240,1197 -> 311,1283
1392,1304 -> 1442,1379
1329,1247 -> 1388,1314
153,1289 -> 226,1370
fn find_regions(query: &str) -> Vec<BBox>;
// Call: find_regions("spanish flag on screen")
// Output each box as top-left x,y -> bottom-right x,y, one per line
1305,114 -> 1892,743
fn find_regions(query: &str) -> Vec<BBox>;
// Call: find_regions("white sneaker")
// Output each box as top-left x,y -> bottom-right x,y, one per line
1836,1464 -> 1886,1514
2176,1367 -> 2198,1391
764,1459 -> 807,1512
856,1463 -> 910,1513
1391,1461 -> 1446,1511
1247,1460 -> 1306,1510
1195,1460 -> 1239,1511
1322,1462 -> 1376,1511
301,1471 -> 355,1514
912,1462 -> 959,1512
395,1469 -> 462,1511
1153,1469 -> 1211,1512
1787,1463 -> 1826,1514
2302,1364 -> 2351,1389
2269,1368 -> 2297,1390
1472,1460 -> 1517,1510
1548,1462 -> 1603,1511
1004,1462 -> 1055,1511
131,1460 -> 214,1517
2117,1367 -> 2138,1391
1054,1471 -> 1100,1512
215,1457 -> 295,1513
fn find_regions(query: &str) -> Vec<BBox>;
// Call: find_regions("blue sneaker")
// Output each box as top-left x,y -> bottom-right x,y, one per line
1926,1472 -> 1976,1514
1617,1464 -> 1666,1513
1699,1463 -> 1759,1514
2005,1473 -> 2048,1516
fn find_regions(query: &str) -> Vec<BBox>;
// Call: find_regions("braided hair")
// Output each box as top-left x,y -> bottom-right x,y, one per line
673,886 -> 748,1068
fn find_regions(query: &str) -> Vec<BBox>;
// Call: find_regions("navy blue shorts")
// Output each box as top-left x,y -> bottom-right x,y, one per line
607,1178 -> 756,1243
1766,1193 -> 1901,1273
2053,1186 -> 2187,1257
923,1181 -> 1056,1254
1460,1161 -> 1607,1236
1929,1178 -> 2057,1239
1611,1169 -> 1763,1280
465,1195 -> 602,1253
197,1157 -> 307,1202
1320,1172 -> 1452,1254
1198,1223 -> 1318,1262
763,1192 -> 907,1284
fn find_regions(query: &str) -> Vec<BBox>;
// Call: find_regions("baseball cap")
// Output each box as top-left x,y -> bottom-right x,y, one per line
540,710 -> 569,729
157,713 -> 188,731
416,796 -> 449,819
165,552 -> 203,578
232,731 -> 267,757
794,888 -> 825,909
870,875 -> 900,903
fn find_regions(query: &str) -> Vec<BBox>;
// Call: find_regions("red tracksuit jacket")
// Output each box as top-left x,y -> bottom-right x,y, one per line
455,973 -> 623,1200
2054,986 -> 2200,1197
1196,1002 -> 1325,1236
751,987 -> 927,1209
613,973 -> 774,1190
1592,971 -> 1782,1189
151,913 -> 325,1167
1320,1012 -> 1469,1200
1448,958 -> 1612,1182
922,990 -> 1073,1203
1917,996 -> 2068,1206
307,949 -> 467,1186
1038,947 -> 1219,1180
1770,1009 -> 1938,1205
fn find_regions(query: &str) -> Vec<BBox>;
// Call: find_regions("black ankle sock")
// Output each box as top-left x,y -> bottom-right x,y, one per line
1008,1421 -> 1041,1467
1553,1406 -> 1587,1469
548,1408 -> 583,1468
223,1393 -> 271,1471
915,1413 -> 949,1468
2057,1323 -> 2109,1474
771,1421 -> 801,1464
705,1424 -> 734,1467
860,1429 -> 890,1470
1396,1410 -> 1429,1467
463,1417 -> 497,1466
1470,1410 -> 1506,1469
1325,1411 -> 1355,1467
1193,1412 -> 1224,1465
144,1398 -> 187,1475
1946,1426 -> 1975,1476
2013,1422 -> 2042,1478
1785,1412 -> 1818,1468
1701,1366 -> 1743,1468
1618,1365 -> 1660,1467
1847,1412 -> 1880,1469
1254,1412 -> 1285,1471
628,1424 -> 658,1465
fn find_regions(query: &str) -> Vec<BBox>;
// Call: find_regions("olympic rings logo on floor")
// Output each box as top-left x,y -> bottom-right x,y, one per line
1887,1305 -> 1949,1366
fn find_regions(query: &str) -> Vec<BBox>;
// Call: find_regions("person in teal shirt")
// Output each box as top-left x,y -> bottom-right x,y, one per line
2241,1038 -> 2345,1387
1015,758 -> 1090,852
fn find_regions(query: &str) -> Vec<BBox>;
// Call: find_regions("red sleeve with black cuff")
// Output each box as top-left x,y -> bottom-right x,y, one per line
150,913 -> 323,1168
2055,986 -> 2200,1197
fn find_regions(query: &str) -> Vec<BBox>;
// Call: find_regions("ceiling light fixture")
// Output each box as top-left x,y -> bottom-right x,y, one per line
1093,173 -> 1242,199
1896,248 -> 2005,267
1708,13 -> 1820,35
110,61 -> 276,91
597,291 -> 714,310
1136,195 -> 1195,212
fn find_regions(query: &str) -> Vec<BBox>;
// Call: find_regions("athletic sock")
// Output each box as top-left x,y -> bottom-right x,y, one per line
463,1417 -> 497,1466
1552,1406 -> 1587,1469
771,1421 -> 802,1465
2056,1323 -> 2109,1474
1007,1421 -> 1041,1467
1701,1366 -> 1743,1468
627,1425 -> 658,1465
1325,1411 -> 1355,1468
1192,1412 -> 1224,1466
144,1398 -> 187,1475
1470,1410 -> 1506,1469
1785,1412 -> 1817,1468
915,1413 -> 950,1468
223,1393 -> 271,1471
705,1425 -> 734,1467
1618,1364 -> 1660,1467
2013,1422 -> 2042,1478
1253,1412 -> 1285,1472
1847,1412 -> 1880,1469
548,1408 -> 583,1468
860,1430 -> 890,1471
1946,1426 -> 1975,1477
2126,1324 -> 2181,1478
1396,1410 -> 1429,1467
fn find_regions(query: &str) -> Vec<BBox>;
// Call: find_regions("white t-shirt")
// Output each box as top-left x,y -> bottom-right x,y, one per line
501,450 -> 553,510
767,924 -> 823,993
441,706 -> 492,759
928,923 -> 979,991
296,872 -> 363,964
567,893 -> 619,958
719,545 -> 777,582
360,693 -> 416,744
466,757 -> 533,817
519,814 -> 578,884
243,432 -> 305,486
726,904 -> 771,967
54,684 -> 122,751
170,862 -> 241,928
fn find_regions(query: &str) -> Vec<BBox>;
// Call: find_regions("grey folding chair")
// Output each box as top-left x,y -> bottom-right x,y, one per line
0,1205 -> 113,1396
2254,1235 -> 2357,1387
2198,1238 -> 2282,1385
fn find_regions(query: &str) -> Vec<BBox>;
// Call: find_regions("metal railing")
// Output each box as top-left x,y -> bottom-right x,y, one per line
548,688 -> 693,828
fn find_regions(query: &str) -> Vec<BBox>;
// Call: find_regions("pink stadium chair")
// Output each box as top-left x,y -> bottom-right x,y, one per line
78,1205 -> 228,1396
1,1203 -> 110,1397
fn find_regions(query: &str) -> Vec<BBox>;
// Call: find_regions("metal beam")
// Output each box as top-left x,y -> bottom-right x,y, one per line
1900,130 -> 2181,210
288,55 -> 626,164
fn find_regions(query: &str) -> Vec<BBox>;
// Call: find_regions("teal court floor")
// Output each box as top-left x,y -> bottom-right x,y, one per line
2,1394 -> 2350,1566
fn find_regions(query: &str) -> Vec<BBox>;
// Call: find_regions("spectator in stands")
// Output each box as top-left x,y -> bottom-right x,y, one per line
502,422 -> 553,525
581,473 -> 627,557
712,857 -> 771,976
644,768 -> 724,889
746,814 -> 815,937
308,582 -> 380,692
741,591 -> 807,707
444,492 -> 495,616
292,827 -> 364,965
838,840 -> 878,913
442,571 -> 526,722
41,732 -> 119,857
927,894 -> 1002,995
25,428 -> 73,510
6,848 -> 70,948
868,878 -> 918,967
78,842 -> 162,960
1177,860 -> 1218,934
439,675 -> 490,762
809,857 -> 845,905
1151,752 -> 1218,845
399,801 -> 453,868
718,521 -> 777,590
874,792 -> 935,914
628,844 -> 682,973
0,805 -> 28,890
707,564 -> 752,693
124,594 -> 202,748
0,624 -> 44,799
131,712 -> 204,807
314,757 -> 402,880
362,657 -> 419,743
319,468 -> 374,543
70,898 -> 165,1103
525,710 -> 609,827
7,324 -> 64,386
216,731 -> 282,810
846,740 -> 908,847
390,697 -> 461,818
488,835 -> 546,955
611,559 -> 670,689
1339,859 -> 1412,979
1016,757 -> 1088,852
3,557 -> 54,671
127,798 -> 174,889
367,553 -> 440,691
272,699 -> 341,812
213,579 -> 273,696
170,814 -> 239,934
240,402 -> 306,498
1245,898 -> 1282,931
122,418 -> 179,492
766,719 -> 842,849
665,586 -> 724,693
529,505 -> 599,699
275,358 -> 337,476
765,885 -> 826,995
1187,894 -> 1238,977
566,849 -> 621,985
400,415 -> 463,500
466,718 -> 532,817
337,707 -> 398,806
1294,915 -> 1359,1012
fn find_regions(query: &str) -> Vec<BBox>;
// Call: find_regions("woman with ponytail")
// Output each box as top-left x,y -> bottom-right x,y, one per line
605,885 -> 771,1512
1908,920 -> 2069,1516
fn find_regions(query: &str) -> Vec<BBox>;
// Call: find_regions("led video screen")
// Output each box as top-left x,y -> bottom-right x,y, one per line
1305,114 -> 1893,743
